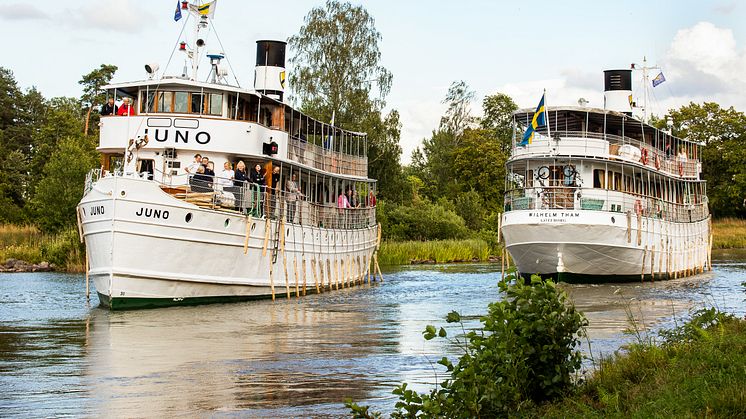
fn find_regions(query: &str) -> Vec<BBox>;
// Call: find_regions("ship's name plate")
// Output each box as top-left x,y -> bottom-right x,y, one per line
527,211 -> 580,223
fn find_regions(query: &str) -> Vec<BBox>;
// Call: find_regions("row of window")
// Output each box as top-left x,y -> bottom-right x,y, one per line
592,169 -> 703,204
143,91 -> 224,116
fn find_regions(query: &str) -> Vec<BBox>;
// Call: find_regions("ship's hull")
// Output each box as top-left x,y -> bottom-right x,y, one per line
79,176 -> 378,309
502,210 -> 710,283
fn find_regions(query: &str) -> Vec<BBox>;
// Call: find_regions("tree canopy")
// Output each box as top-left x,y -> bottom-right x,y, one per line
664,102 -> 746,217
288,0 -> 402,201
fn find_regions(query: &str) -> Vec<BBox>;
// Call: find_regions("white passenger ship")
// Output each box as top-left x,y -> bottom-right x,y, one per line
502,68 -> 712,282
77,6 -> 379,309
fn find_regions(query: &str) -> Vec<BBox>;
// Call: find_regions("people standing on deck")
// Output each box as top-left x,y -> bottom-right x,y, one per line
117,97 -> 135,116
185,154 -> 202,175
367,191 -> 377,207
337,188 -> 351,228
234,161 -> 248,185
101,98 -> 118,116
190,165 -> 213,192
202,157 -> 215,177
285,173 -> 302,223
250,164 -> 265,216
232,161 -> 249,212
217,162 -> 234,189
270,166 -> 281,219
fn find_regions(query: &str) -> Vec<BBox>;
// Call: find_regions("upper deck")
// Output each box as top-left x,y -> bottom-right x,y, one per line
512,106 -> 701,179
100,78 -> 369,179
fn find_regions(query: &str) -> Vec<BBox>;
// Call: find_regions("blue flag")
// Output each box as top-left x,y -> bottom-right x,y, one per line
520,93 -> 546,146
652,72 -> 666,87
174,1 -> 182,22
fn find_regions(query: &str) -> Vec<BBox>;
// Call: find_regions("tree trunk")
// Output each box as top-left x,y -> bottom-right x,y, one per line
84,106 -> 92,136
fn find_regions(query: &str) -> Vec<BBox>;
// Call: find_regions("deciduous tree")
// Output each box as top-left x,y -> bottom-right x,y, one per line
665,102 -> 746,217
288,1 -> 402,200
79,64 -> 117,136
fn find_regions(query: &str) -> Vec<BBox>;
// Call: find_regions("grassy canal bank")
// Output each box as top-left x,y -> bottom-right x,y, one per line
530,309 -> 746,418
348,277 -> 746,418
0,217 -> 744,272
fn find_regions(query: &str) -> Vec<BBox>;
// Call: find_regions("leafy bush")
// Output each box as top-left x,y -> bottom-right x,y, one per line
0,244 -> 43,264
40,227 -> 83,268
381,200 -> 469,241
350,274 -> 588,417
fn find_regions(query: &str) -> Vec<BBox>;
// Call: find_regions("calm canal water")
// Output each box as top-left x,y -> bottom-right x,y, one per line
1,250 -> 744,417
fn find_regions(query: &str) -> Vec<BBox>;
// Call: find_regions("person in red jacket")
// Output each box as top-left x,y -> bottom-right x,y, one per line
117,97 -> 135,116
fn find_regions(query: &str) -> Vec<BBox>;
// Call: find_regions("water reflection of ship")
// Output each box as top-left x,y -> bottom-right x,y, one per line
83,297 -> 391,416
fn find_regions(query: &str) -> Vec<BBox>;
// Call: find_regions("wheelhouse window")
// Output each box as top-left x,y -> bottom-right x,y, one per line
158,91 -> 173,113
191,93 -> 205,114
144,92 -> 155,113
209,93 -> 223,116
174,92 -> 189,113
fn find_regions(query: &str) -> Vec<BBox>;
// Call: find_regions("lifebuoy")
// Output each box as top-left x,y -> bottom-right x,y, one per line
654,154 -> 661,170
640,148 -> 649,165
634,199 -> 643,216
678,161 -> 684,176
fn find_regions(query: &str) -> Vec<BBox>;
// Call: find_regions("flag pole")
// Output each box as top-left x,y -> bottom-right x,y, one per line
544,88 -> 551,140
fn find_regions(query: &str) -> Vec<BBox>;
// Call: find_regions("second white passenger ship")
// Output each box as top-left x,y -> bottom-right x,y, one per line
502,67 -> 711,282
78,5 -> 379,309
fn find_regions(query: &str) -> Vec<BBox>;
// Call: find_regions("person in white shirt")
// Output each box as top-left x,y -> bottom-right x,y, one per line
218,161 -> 234,188
185,153 -> 202,174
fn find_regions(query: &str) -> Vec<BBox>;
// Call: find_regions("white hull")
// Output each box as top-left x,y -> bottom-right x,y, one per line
502,210 -> 711,281
79,176 -> 377,308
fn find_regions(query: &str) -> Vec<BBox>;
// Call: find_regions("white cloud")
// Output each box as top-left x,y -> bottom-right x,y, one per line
63,0 -> 155,33
0,3 -> 49,21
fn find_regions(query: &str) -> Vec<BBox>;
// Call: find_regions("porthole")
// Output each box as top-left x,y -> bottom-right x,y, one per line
224,218 -> 230,228
286,228 -> 291,237
185,213 -> 193,223
611,216 -> 616,224
250,222 -> 256,232
120,190 -> 126,197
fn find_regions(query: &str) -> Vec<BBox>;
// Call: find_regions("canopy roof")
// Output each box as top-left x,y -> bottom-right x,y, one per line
513,106 -> 693,145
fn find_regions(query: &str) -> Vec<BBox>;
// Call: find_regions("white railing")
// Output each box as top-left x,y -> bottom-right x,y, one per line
505,186 -> 709,223
512,130 -> 699,179
85,169 -> 376,229
287,136 -> 368,177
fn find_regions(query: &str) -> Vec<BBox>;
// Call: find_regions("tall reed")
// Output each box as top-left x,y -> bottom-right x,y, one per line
0,224 -> 85,272
712,217 -> 746,249
379,239 -> 490,265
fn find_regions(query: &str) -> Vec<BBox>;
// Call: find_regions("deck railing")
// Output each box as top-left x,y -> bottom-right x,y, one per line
512,130 -> 699,178
85,169 -> 376,229
288,136 -> 368,177
504,186 -> 709,223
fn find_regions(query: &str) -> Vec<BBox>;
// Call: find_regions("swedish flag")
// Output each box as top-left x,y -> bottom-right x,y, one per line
520,93 -> 546,145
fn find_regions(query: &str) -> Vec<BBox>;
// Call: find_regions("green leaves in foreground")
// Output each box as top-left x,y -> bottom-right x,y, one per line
349,274 -> 588,418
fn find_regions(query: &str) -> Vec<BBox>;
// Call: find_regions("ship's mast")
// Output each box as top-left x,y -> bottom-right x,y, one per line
187,11 -> 209,80
631,56 -> 660,123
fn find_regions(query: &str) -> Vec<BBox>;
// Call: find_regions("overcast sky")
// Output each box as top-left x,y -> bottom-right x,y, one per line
4,1 -> 746,162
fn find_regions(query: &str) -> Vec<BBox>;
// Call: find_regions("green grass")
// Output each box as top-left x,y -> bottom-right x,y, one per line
0,224 -> 85,272
713,217 -> 746,249
378,239 -> 491,265
529,314 -> 746,418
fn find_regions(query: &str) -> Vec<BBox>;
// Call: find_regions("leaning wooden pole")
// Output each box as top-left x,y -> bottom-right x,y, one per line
311,258 -> 319,294
262,217 -> 271,256
293,256 -> 300,298
302,258 -> 308,296
269,259 -> 276,301
244,219 -> 251,255
281,218 -> 290,299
